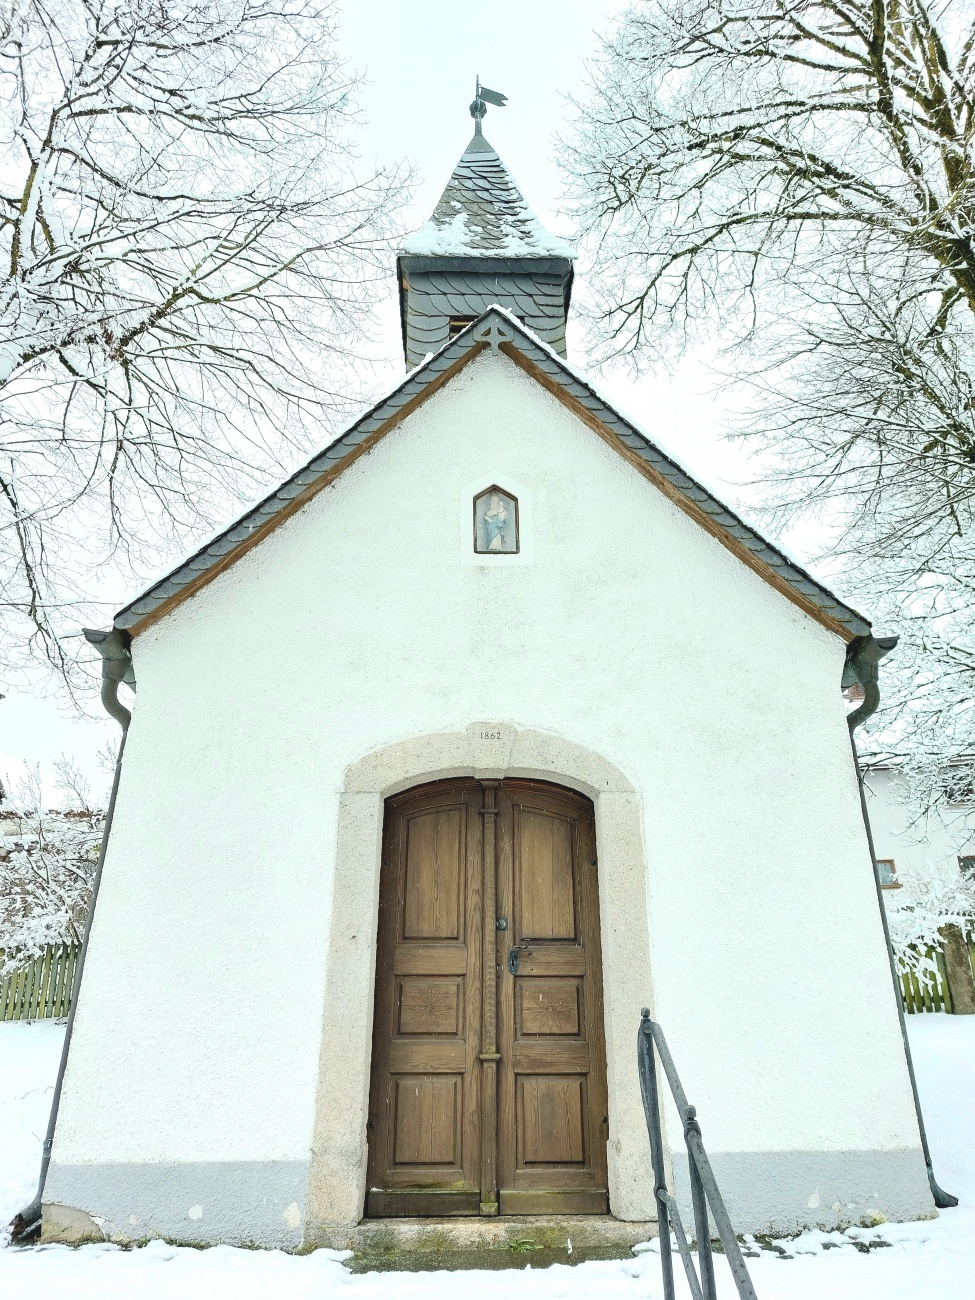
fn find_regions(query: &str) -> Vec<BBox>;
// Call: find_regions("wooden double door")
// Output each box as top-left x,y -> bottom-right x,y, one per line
366,778 -> 609,1217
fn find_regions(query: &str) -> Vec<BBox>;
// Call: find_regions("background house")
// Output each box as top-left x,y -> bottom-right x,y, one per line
864,767 -> 975,900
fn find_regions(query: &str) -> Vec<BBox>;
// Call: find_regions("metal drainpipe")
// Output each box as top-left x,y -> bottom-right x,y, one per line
9,628 -> 133,1243
844,633 -> 957,1209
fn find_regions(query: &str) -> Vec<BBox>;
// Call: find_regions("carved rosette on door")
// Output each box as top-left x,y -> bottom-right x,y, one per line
366,778 -> 609,1217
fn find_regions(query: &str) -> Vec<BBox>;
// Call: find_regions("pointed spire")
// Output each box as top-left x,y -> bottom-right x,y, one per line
402,131 -> 573,259
396,103 -> 575,367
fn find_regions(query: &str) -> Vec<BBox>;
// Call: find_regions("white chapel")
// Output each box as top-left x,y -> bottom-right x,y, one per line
37,110 -> 938,1251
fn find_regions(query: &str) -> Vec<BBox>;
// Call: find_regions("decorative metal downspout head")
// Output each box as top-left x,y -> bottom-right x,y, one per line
83,627 -> 134,731
843,634 -> 898,732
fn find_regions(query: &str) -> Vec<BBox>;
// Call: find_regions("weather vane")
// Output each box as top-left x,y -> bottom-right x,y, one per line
469,75 -> 507,134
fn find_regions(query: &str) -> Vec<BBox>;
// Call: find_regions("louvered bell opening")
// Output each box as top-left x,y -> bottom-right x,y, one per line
449,313 -> 527,341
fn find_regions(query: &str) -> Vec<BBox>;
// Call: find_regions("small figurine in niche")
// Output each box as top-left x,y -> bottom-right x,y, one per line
474,486 -> 519,554
484,493 -> 508,551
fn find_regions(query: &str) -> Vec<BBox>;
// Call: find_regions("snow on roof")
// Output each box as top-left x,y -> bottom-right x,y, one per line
401,132 -> 573,260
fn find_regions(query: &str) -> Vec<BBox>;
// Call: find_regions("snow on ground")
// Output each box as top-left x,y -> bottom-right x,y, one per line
0,1014 -> 973,1298
0,1021 -> 64,1228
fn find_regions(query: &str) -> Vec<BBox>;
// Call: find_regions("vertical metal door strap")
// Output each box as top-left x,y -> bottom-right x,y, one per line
844,634 -> 957,1209
478,780 -> 501,1214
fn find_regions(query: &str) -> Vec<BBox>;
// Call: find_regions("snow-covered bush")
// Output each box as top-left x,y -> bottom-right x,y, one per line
0,763 -> 104,971
887,876 -> 975,991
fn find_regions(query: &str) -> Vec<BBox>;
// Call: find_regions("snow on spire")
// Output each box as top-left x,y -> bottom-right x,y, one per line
402,131 -> 573,259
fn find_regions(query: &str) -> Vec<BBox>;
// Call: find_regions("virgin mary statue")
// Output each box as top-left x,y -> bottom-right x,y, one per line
484,493 -> 508,551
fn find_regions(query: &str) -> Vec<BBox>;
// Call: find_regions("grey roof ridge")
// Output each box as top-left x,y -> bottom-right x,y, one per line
115,306 -> 870,637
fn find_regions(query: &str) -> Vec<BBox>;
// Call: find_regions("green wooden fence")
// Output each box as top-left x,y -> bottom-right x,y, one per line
2,935 -> 973,1022
900,946 -> 952,1014
900,937 -> 975,1014
0,943 -> 81,1021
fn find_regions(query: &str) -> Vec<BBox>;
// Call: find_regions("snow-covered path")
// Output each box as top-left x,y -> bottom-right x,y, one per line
1,1015 -> 972,1298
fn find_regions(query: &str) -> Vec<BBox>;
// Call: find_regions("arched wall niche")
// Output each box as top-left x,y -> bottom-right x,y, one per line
304,723 -> 658,1237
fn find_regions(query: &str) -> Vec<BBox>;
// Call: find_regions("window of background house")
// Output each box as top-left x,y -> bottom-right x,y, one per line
959,856 -> 975,882
877,859 -> 899,888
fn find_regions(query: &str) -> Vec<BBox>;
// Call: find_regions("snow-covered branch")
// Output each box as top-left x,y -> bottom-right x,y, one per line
0,0 -> 410,690
0,763 -> 103,967
568,0 -> 975,821
568,0 -> 975,355
887,874 -> 975,990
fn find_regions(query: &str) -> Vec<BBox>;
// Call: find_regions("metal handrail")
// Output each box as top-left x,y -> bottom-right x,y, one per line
638,1009 -> 759,1300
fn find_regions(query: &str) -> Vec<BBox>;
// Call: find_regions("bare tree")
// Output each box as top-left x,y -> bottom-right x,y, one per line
567,0 -> 975,834
95,735 -> 117,777
0,0 -> 408,688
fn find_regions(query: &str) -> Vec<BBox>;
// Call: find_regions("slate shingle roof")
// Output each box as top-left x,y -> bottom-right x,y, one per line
398,130 -> 574,365
399,257 -> 572,366
402,131 -> 572,258
113,308 -> 871,642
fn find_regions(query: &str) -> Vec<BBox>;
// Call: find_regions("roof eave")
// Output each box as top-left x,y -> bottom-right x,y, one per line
113,309 -> 870,643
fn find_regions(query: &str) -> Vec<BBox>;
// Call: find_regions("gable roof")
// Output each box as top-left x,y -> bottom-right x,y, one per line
401,131 -> 573,259
114,308 -> 870,641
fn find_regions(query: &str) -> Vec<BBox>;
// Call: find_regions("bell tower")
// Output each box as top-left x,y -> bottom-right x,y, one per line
397,85 -> 574,368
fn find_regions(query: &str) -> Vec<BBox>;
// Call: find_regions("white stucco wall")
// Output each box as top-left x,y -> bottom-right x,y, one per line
48,348 -> 931,1240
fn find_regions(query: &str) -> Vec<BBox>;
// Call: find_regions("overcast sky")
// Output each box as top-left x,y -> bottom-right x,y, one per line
341,0 -> 745,481
1,0 -> 785,804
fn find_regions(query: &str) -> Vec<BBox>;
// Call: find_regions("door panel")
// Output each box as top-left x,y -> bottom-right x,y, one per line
393,1076 -> 461,1164
403,810 -> 464,939
497,782 -> 609,1215
366,782 -> 483,1216
518,979 -> 581,1035
367,778 -> 608,1218
516,809 -> 576,939
518,1076 -> 586,1163
397,978 -> 462,1035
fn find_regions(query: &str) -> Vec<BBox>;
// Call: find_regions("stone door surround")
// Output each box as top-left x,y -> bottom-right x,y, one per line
305,723 -> 657,1236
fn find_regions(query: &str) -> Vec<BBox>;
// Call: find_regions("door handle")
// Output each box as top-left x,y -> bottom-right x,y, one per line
507,940 -> 533,975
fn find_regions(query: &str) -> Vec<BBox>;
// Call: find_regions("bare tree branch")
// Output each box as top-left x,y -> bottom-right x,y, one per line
0,0 -> 410,691
567,0 -> 975,840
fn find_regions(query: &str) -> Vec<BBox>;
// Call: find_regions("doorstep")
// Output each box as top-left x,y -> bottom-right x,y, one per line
308,1215 -> 659,1272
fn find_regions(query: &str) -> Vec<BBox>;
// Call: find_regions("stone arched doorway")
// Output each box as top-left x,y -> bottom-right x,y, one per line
304,723 -> 656,1238
366,778 -> 609,1217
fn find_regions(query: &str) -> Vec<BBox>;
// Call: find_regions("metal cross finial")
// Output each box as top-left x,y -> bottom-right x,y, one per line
469,76 -> 508,135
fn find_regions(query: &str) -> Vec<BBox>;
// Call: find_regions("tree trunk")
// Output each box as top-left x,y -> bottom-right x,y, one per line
940,925 -> 975,1015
